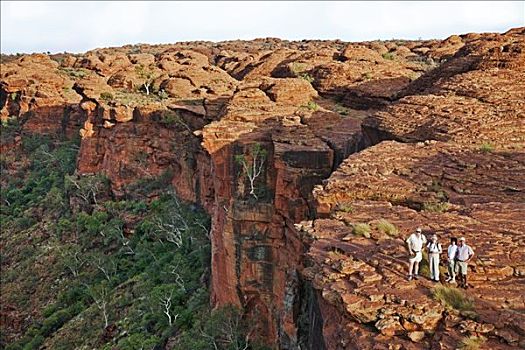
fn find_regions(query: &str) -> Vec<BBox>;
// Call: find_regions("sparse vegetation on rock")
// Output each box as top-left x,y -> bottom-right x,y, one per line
382,52 -> 396,60
235,143 -> 268,200
459,335 -> 486,350
376,219 -> 399,237
1,27 -> 524,350
479,142 -> 494,153
432,285 -> 474,313
352,223 -> 371,238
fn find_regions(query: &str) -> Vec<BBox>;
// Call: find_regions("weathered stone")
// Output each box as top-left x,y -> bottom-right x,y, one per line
2,28 -> 524,350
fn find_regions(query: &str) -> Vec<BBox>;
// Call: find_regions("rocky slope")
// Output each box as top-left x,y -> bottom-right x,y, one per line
1,28 -> 524,349
303,27 -> 525,349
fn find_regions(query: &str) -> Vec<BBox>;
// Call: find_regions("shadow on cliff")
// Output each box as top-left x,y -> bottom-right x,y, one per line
1,103 -> 86,145
313,76 -> 413,110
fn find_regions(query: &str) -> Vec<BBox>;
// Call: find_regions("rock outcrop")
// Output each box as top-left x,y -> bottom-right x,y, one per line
303,27 -> 525,349
2,28 -> 524,349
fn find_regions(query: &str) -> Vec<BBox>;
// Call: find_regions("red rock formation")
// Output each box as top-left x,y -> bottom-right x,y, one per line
0,54 -> 84,136
2,28 -> 524,349
304,28 -> 525,349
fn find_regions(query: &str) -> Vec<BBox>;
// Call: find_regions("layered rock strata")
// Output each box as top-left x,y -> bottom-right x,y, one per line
1,28 -> 524,349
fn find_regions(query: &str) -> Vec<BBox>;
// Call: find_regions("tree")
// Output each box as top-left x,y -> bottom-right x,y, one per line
148,195 -> 195,247
151,214 -> 185,247
234,143 -> 267,199
65,173 -> 108,206
88,283 -> 111,329
61,246 -> 86,277
135,64 -> 156,95
176,306 -> 252,350
91,253 -> 117,282
169,261 -> 186,291
150,285 -> 179,327
159,291 -> 177,326
115,227 -> 135,255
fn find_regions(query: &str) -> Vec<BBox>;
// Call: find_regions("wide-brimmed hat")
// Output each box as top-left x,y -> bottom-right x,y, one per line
431,234 -> 438,240
459,237 -> 466,241
416,227 -> 422,233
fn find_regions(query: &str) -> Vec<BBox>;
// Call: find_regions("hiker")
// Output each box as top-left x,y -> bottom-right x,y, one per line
445,237 -> 458,283
456,237 -> 474,289
427,234 -> 442,282
406,227 -> 427,281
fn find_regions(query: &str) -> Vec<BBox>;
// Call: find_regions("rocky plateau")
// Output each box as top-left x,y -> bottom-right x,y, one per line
1,27 -> 524,349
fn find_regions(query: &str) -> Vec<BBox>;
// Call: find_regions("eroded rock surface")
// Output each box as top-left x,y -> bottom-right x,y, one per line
1,28 -> 524,349
303,28 -> 525,349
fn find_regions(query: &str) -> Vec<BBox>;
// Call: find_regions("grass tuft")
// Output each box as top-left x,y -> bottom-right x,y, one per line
432,285 -> 474,312
423,201 -> 449,213
377,219 -> 398,237
335,202 -> 353,213
352,223 -> 371,238
99,92 -> 114,102
382,52 -> 395,60
304,101 -> 319,111
459,335 -> 486,350
361,72 -> 373,80
479,143 -> 494,153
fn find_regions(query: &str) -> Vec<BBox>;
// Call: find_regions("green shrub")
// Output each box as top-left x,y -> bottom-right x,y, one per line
333,103 -> 350,116
22,134 -> 52,154
299,72 -> 314,83
159,110 -> 184,127
76,210 -> 109,235
290,62 -> 307,76
55,218 -> 73,237
479,143 -> 494,153
459,335 -> 486,350
432,285 -> 474,312
59,67 -> 87,79
116,334 -> 160,350
44,187 -> 66,212
21,335 -> 44,350
382,52 -> 395,60
304,101 -> 319,111
157,89 -> 169,100
40,309 -> 72,336
352,223 -> 371,238
133,150 -> 149,165
15,216 -> 37,230
361,72 -> 373,80
422,202 -> 449,213
174,305 -> 251,350
100,92 -> 114,102
335,202 -> 353,213
104,200 -> 147,215
377,219 -> 398,237
0,115 -> 21,144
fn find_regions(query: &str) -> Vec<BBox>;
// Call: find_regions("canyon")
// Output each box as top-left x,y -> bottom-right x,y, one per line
1,27 -> 524,349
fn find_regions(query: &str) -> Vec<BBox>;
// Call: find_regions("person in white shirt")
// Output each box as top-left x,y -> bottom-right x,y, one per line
406,227 -> 427,281
426,234 -> 443,282
445,237 -> 458,283
456,237 -> 474,289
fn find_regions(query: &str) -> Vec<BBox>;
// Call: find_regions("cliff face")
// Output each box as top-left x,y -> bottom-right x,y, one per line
1,28 -> 524,349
